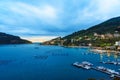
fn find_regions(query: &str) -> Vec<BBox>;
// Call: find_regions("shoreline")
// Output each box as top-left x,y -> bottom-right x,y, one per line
90,49 -> 119,53
42,44 -> 120,55
61,45 -> 120,54
62,45 -> 90,48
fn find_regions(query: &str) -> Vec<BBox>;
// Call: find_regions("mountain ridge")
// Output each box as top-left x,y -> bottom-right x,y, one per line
0,32 -> 32,44
63,16 -> 120,39
43,16 -> 120,47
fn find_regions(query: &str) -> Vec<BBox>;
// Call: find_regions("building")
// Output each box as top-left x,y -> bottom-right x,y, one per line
94,33 -> 99,37
105,33 -> 113,38
115,41 -> 120,46
117,46 -> 120,51
114,33 -> 120,38
100,35 -> 105,39
114,31 -> 120,37
88,43 -> 92,47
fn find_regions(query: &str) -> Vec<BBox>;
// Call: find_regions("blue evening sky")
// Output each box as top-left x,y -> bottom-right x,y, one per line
0,0 -> 120,42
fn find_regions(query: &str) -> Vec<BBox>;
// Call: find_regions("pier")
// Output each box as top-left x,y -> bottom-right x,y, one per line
92,67 -> 120,78
73,61 -> 120,78
73,62 -> 91,69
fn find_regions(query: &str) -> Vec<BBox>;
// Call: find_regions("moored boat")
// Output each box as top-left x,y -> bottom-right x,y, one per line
73,61 -> 92,70
82,61 -> 93,66
95,66 -> 120,78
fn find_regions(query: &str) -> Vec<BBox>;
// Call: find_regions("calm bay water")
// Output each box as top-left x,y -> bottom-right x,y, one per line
0,44 -> 120,80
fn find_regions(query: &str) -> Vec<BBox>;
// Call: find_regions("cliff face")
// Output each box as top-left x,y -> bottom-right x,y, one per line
0,32 -> 32,44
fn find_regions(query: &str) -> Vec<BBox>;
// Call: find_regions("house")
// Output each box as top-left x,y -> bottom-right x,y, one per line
115,41 -> 120,46
105,33 -> 113,38
71,39 -> 74,43
114,33 -> 120,37
114,31 -> 120,37
117,46 -> 120,51
88,43 -> 92,47
105,46 -> 115,50
94,33 -> 99,37
115,41 -> 120,51
100,35 -> 105,39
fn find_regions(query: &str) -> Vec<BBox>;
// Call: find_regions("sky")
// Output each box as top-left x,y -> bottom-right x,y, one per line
0,0 -> 120,42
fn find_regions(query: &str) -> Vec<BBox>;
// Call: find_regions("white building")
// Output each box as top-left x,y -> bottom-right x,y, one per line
94,33 -> 98,36
115,41 -> 120,46
114,33 -> 120,37
114,31 -> 120,37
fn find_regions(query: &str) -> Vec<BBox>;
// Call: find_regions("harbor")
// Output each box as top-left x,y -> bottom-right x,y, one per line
1,44 -> 120,80
73,61 -> 120,78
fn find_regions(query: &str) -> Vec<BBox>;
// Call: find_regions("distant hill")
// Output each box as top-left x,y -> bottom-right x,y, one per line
63,16 -> 120,39
43,16 -> 120,47
0,32 -> 32,44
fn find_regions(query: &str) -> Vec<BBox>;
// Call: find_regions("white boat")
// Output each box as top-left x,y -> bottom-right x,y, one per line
97,66 -> 107,71
107,69 -> 119,75
84,65 -> 91,69
82,61 -> 93,66
73,61 -> 92,70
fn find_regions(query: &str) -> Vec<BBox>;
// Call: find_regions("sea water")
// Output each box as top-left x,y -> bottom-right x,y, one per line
0,44 -> 119,80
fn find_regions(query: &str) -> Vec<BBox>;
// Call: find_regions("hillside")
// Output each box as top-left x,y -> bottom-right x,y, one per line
64,16 -> 120,39
43,16 -> 120,47
0,32 -> 32,44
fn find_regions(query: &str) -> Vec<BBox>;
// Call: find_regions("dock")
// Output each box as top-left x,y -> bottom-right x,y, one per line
92,66 -> 120,78
73,61 -> 120,78
73,62 -> 91,69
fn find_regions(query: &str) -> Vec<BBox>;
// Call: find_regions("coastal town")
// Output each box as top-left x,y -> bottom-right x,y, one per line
43,31 -> 120,51
1,0 -> 120,80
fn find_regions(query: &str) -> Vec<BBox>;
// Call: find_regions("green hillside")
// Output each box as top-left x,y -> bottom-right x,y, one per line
64,16 -> 120,39
43,16 -> 120,47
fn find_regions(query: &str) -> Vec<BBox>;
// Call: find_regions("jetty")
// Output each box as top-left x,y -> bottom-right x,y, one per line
73,61 -> 120,78
92,66 -> 120,78
73,61 -> 92,69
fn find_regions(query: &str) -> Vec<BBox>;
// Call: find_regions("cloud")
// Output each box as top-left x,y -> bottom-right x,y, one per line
9,2 -> 58,24
72,0 -> 120,29
77,0 -> 120,20
0,0 -> 120,40
0,1 -> 62,36
0,1 -> 59,25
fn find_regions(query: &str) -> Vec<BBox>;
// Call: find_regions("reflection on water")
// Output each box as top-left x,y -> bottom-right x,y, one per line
100,54 -> 103,62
